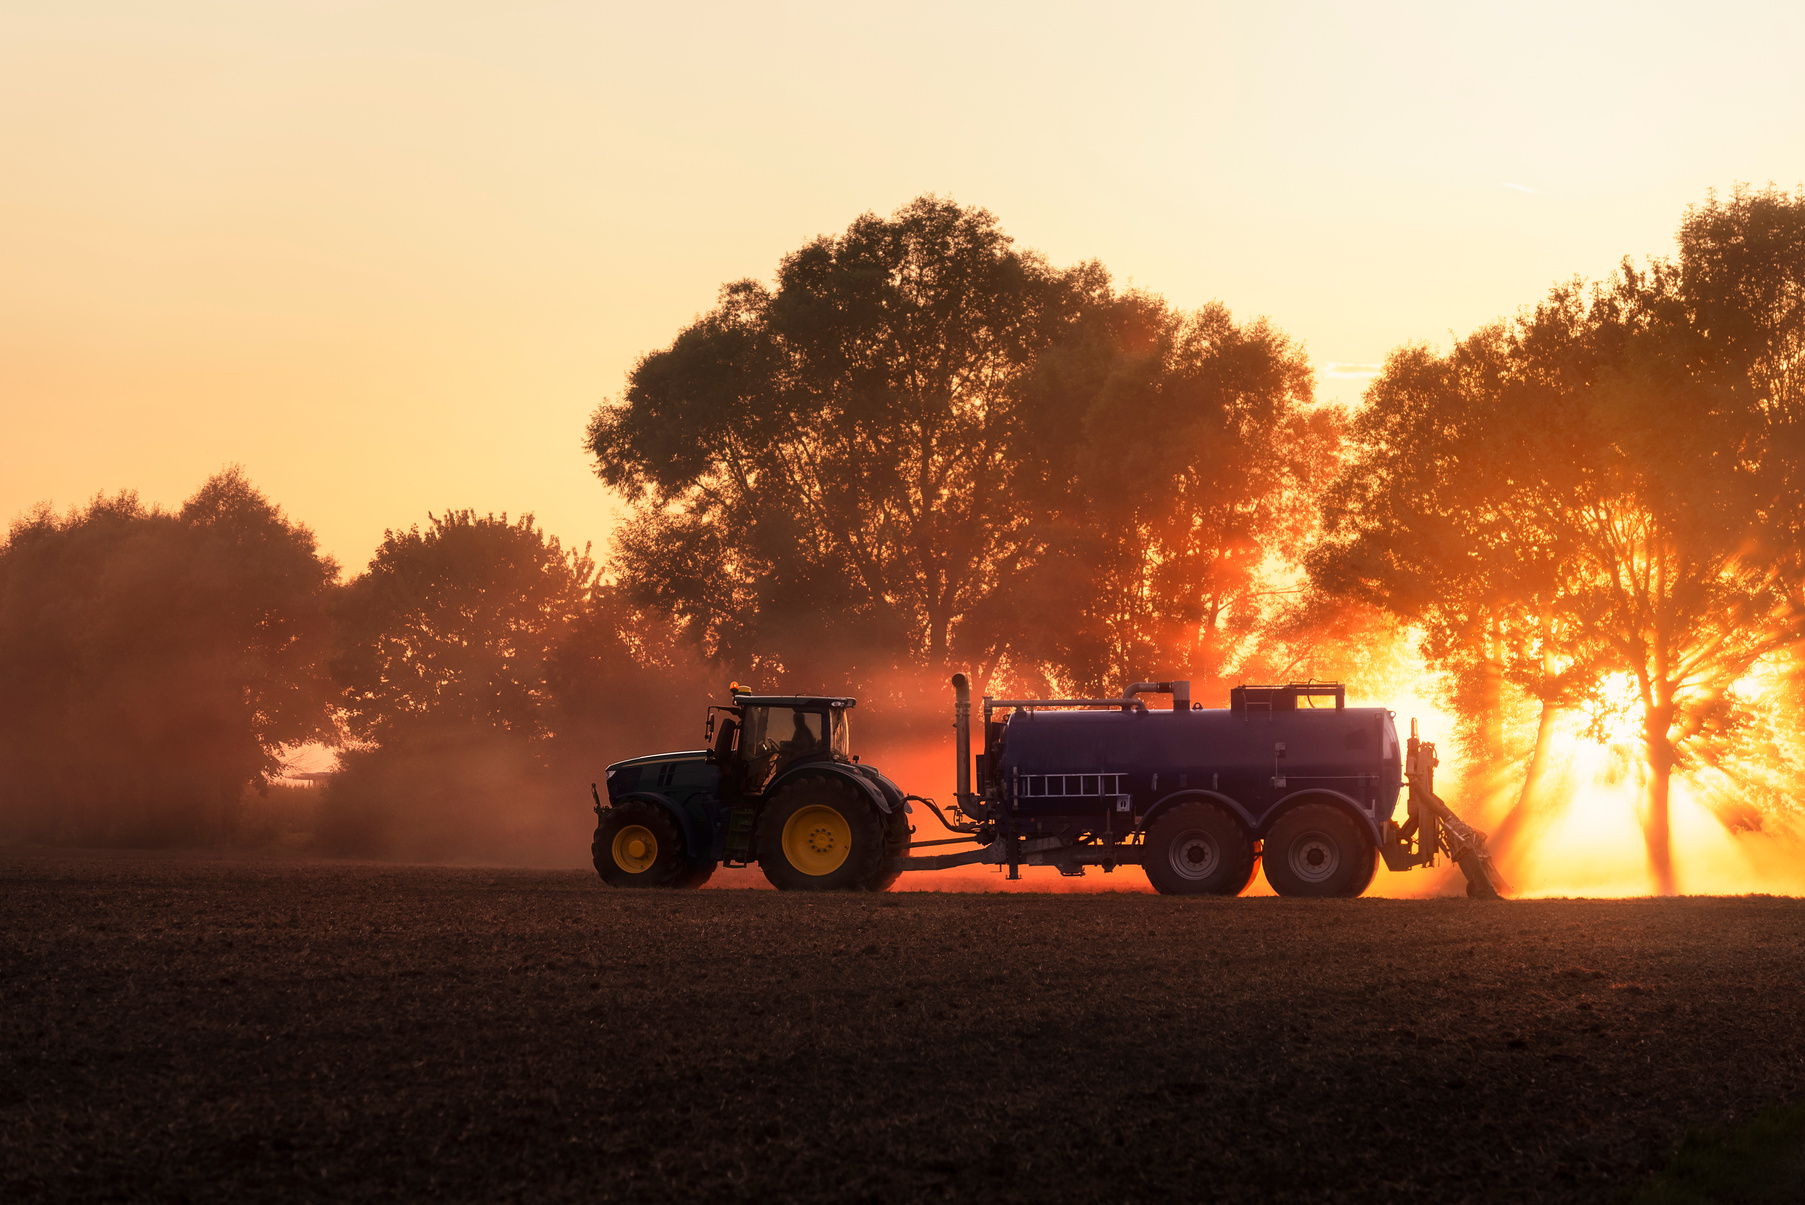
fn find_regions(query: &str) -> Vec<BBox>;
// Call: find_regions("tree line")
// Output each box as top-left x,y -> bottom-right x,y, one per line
4,188 -> 1802,877
0,474 -> 708,855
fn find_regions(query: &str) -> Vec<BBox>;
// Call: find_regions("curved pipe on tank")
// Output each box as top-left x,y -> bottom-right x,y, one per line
1126,680 -> 1192,711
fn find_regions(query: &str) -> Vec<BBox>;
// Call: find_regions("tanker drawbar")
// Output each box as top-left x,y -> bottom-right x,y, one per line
588,676 -> 1509,898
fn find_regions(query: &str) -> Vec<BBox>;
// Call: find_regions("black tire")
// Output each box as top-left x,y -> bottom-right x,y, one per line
756,775 -> 888,891
1263,803 -> 1371,898
593,801 -> 689,888
1143,801 -> 1256,896
860,807 -> 911,893
1338,844 -> 1379,898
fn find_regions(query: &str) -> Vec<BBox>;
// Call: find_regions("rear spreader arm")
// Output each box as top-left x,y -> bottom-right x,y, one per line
1410,778 -> 1512,899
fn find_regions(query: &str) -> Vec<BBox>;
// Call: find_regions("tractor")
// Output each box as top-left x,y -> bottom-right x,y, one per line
592,686 -> 911,891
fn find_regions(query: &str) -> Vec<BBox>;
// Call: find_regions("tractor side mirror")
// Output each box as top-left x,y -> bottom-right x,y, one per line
712,717 -> 740,764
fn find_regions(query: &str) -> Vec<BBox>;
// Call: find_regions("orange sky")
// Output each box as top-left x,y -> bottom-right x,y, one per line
5,1 -> 1803,573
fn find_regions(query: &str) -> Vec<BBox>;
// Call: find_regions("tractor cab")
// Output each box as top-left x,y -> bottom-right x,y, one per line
709,690 -> 855,793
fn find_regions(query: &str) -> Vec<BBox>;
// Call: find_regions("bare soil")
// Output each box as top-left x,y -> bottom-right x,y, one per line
3,851 -> 1802,1203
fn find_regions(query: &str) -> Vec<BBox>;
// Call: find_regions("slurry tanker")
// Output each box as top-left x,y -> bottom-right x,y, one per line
591,677 -> 1508,898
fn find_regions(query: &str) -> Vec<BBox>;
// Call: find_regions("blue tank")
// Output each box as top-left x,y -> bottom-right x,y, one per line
991,698 -> 1403,841
920,682 -> 1416,896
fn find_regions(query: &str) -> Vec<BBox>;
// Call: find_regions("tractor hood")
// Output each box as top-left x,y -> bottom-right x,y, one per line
603,750 -> 714,802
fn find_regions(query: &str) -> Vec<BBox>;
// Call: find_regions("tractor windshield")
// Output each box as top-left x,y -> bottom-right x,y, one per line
740,705 -> 821,758
736,705 -> 849,786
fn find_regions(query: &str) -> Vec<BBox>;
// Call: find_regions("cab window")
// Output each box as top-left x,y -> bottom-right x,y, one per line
741,707 -> 825,760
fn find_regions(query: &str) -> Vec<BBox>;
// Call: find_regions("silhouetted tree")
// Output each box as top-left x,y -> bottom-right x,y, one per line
1315,189 -> 1805,890
1311,327 -> 1601,843
0,470 -> 338,843
1001,291 -> 1335,697
323,511 -> 597,856
333,511 -> 595,744
588,195 -> 1108,687
590,197 -> 1331,701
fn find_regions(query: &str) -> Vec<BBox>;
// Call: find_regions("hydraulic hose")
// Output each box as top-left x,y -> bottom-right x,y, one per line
905,794 -> 979,834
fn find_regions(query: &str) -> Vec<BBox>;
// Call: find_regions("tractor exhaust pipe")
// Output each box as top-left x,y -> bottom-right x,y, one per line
952,673 -> 973,813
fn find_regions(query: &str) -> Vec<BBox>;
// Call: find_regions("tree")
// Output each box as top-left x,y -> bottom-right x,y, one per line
324,511 -> 597,856
0,470 -> 338,843
1315,196 -> 1805,891
325,509 -> 737,860
588,195 -> 1106,687
333,510 -> 595,745
1311,327 -> 1600,838
1520,266 -> 1802,892
590,196 -> 1332,703
1005,291 -> 1334,697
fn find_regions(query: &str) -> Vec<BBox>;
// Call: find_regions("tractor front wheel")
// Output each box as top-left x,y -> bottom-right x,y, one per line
756,776 -> 889,891
593,802 -> 694,888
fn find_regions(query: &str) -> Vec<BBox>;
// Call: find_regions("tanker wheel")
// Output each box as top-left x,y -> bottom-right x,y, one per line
593,802 -> 692,888
1338,844 -> 1378,898
1143,802 -> 1256,896
1263,804 -> 1370,898
755,775 -> 887,891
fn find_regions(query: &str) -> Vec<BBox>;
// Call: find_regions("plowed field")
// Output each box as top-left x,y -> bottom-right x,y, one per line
3,852 -> 1802,1203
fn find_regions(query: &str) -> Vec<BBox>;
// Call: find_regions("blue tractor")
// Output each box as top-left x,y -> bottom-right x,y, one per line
591,677 -> 1507,897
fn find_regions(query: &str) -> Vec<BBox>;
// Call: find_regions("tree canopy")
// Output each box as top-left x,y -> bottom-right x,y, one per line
1007,292 -> 1332,695
322,510 -> 715,858
0,469 -> 338,843
1313,185 -> 1805,890
589,195 -> 1329,698
332,510 -> 596,746
589,196 -> 1107,685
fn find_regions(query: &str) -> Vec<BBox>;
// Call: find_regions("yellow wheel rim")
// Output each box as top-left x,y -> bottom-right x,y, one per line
781,804 -> 852,876
611,824 -> 658,874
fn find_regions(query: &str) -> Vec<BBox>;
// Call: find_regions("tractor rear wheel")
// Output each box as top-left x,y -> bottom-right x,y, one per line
1143,802 -> 1256,896
859,806 -> 911,893
756,775 -> 888,891
593,802 -> 692,888
1263,804 -> 1371,898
